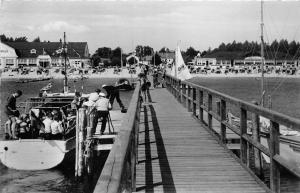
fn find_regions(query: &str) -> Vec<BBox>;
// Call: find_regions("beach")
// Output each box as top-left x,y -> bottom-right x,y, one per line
0,67 -> 141,80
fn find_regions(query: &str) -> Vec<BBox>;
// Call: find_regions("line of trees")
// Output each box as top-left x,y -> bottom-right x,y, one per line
204,39 -> 300,59
0,34 -> 44,43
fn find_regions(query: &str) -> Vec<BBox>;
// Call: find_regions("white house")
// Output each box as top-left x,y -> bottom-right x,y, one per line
0,41 -> 18,68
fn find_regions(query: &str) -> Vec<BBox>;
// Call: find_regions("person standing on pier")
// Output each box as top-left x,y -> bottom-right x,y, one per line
5,90 -> 22,139
102,84 -> 126,112
92,92 -> 112,135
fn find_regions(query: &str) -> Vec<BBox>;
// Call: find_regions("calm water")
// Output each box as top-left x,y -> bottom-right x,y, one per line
0,77 -> 134,193
1,77 -> 300,192
190,77 -> 300,193
190,77 -> 300,119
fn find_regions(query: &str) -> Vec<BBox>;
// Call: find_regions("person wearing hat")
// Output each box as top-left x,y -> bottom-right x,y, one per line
92,92 -> 112,135
82,92 -> 100,107
102,84 -> 125,112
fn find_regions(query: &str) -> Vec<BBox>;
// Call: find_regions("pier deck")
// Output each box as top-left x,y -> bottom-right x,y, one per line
134,88 -> 266,193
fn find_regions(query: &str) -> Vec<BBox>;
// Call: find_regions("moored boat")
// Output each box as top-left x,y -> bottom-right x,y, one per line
0,93 -> 78,170
116,78 -> 134,91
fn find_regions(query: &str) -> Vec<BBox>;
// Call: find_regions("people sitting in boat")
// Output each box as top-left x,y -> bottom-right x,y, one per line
50,114 -> 64,140
102,84 -> 125,112
92,92 -> 112,135
30,108 -> 45,138
18,114 -> 31,139
4,90 -> 23,140
39,112 -> 53,139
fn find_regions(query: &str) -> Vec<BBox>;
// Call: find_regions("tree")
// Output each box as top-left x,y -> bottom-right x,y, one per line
159,47 -> 166,53
135,45 -> 144,58
143,46 -> 154,56
14,36 -> 28,42
112,47 -> 122,58
135,45 -> 154,57
32,37 -> 41,42
95,47 -> 112,58
185,47 -> 199,59
128,57 -> 138,65
111,57 -> 121,67
151,52 -> 162,65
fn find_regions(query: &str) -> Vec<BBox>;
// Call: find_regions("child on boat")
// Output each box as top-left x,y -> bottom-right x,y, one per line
40,112 -> 53,139
50,114 -> 64,140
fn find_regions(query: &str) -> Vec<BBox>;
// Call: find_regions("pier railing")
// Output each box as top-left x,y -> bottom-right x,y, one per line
165,74 -> 300,193
94,83 -> 141,193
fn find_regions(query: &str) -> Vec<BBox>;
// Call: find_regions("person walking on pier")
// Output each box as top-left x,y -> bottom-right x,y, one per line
92,92 -> 112,135
5,90 -> 22,139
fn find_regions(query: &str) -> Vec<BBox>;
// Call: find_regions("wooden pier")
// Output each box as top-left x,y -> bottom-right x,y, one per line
94,75 -> 300,193
135,89 -> 267,193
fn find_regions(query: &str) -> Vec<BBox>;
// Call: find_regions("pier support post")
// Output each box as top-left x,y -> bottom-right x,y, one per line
75,108 -> 87,178
270,121 -> 280,193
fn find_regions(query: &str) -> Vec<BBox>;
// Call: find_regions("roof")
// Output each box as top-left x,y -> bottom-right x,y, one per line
3,42 -> 89,58
141,55 -> 152,61
158,52 -> 175,60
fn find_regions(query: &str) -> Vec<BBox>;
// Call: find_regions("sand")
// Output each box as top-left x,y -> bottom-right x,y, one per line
0,68 -> 141,80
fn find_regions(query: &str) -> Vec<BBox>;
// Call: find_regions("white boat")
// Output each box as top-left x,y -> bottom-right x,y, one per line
0,33 -> 80,171
0,137 -> 75,170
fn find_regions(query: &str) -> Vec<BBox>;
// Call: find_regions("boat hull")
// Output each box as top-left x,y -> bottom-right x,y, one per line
0,137 -> 75,170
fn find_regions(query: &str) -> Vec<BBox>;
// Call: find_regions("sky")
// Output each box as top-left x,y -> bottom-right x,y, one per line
1,0 -> 300,54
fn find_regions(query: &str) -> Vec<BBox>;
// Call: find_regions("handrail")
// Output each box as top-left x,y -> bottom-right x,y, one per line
94,83 -> 141,193
165,74 -> 300,193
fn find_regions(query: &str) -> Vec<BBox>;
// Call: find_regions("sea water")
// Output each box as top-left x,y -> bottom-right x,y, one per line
1,77 -> 300,192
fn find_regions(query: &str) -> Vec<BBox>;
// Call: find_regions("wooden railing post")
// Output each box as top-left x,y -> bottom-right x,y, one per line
192,88 -> 197,116
208,94 -> 212,130
178,80 -> 182,103
187,85 -> 191,112
240,108 -> 248,165
131,129 -> 136,191
199,90 -> 204,122
251,101 -> 263,178
220,99 -> 227,144
270,121 -> 280,193
182,83 -> 186,107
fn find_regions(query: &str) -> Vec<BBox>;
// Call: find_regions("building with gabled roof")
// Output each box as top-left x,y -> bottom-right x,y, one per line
1,41 -> 90,68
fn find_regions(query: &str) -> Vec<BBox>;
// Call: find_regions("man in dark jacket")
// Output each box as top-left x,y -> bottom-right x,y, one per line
102,84 -> 125,112
5,90 -> 22,139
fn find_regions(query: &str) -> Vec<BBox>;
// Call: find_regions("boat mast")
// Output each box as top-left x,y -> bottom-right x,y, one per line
260,0 -> 265,107
63,32 -> 68,93
121,48 -> 123,68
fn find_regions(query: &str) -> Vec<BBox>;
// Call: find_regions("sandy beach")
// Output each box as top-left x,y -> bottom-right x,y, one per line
191,72 -> 300,78
1,67 -> 300,79
0,68 -> 141,80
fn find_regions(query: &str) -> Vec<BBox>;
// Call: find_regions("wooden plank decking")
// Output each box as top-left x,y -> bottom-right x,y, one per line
134,88 -> 267,193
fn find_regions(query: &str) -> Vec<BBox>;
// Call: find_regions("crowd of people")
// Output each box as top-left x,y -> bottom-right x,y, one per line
139,64 -> 166,103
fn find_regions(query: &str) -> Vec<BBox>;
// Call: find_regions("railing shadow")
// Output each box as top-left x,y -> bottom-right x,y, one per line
136,95 -> 176,193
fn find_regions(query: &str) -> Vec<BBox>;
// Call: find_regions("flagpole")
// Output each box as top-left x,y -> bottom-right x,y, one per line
63,32 -> 68,93
175,44 -> 178,78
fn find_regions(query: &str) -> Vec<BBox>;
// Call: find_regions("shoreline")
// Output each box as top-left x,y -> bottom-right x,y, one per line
191,73 -> 300,78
